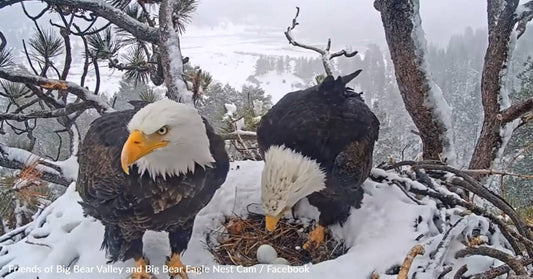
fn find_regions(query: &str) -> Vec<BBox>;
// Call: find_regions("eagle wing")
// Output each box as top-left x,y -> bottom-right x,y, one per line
77,109 -> 135,221
257,79 -> 379,225
77,108 -> 229,228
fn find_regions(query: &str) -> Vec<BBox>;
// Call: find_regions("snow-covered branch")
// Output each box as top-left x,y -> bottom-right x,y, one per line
1,0 -> 157,42
516,0 -> 533,38
158,0 -> 192,103
375,0 -> 455,163
284,7 -> 358,76
0,69 -> 114,114
384,160 -> 533,256
455,246 -> 528,275
0,143 -> 73,186
499,96 -> 533,124
44,0 -> 159,43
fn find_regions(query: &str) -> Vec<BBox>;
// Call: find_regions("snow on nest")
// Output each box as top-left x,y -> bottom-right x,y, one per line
0,161 -> 510,279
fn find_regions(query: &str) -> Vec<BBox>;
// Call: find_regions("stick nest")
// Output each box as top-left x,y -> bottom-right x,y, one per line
207,212 -> 347,266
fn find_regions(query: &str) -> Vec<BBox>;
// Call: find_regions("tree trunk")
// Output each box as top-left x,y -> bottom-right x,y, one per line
468,0 -> 519,171
375,0 -> 455,162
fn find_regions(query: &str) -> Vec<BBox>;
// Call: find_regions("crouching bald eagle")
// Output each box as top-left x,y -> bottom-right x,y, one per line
76,99 -> 229,279
257,71 -> 379,249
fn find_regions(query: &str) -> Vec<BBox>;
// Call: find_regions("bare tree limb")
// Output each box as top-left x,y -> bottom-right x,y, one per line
468,258 -> 533,279
455,246 -> 527,275
220,130 -> 257,141
398,244 -> 425,279
453,264 -> 468,279
284,7 -> 357,76
0,102 -> 92,121
499,96 -> 533,123
0,69 -> 114,113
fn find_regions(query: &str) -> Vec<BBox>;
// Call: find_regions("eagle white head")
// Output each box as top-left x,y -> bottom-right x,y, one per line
261,145 -> 326,231
120,99 -> 214,179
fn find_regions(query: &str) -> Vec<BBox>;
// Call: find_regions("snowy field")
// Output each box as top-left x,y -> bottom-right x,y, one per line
36,24 -> 324,104
0,161 -> 508,279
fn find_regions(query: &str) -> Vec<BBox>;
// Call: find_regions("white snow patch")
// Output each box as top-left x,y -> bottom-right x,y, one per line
253,71 -> 306,103
0,162 -> 508,279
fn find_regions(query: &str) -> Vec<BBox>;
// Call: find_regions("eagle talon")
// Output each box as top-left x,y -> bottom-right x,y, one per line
131,257 -> 153,279
303,225 -> 326,250
166,253 -> 189,279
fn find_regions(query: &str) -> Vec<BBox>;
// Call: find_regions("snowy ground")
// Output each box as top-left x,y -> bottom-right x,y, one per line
0,161 -> 510,279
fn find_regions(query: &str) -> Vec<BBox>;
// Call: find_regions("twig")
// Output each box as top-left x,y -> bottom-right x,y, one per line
389,179 -> 424,205
463,169 -> 533,179
25,239 -> 52,249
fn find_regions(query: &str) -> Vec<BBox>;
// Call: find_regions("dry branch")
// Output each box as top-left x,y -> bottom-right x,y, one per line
0,102 -> 94,121
468,258 -> 533,279
462,169 -> 533,179
220,130 -> 257,141
499,97 -> 533,124
0,69 -> 113,113
455,246 -> 527,275
398,244 -> 424,279
453,264 -> 468,279
284,7 -> 357,76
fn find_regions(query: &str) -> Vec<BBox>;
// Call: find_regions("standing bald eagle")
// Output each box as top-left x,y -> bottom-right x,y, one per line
76,99 -> 229,279
257,71 -> 379,249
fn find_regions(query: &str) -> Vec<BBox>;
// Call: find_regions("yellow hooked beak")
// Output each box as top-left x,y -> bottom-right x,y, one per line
120,130 -> 168,174
265,215 -> 280,232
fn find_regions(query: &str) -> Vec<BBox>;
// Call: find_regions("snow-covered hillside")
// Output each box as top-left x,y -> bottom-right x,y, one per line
0,162 -> 509,279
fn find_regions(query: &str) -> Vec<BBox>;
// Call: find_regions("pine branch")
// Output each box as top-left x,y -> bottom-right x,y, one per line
1,0 -> 158,42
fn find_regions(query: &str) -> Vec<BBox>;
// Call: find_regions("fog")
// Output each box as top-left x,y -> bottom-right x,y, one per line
188,0 -> 488,47
0,1 -> 490,49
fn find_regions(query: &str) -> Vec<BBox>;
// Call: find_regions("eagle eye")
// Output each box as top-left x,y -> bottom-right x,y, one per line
157,126 -> 168,135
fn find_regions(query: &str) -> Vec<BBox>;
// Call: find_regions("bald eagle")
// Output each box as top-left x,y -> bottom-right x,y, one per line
257,71 -> 379,249
76,99 -> 229,279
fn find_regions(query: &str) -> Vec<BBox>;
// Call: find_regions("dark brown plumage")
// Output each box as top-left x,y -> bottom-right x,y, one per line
257,71 -> 379,229
76,102 -> 229,264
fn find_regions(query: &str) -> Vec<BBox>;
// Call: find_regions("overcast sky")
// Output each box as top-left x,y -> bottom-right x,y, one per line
188,0 -> 489,47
